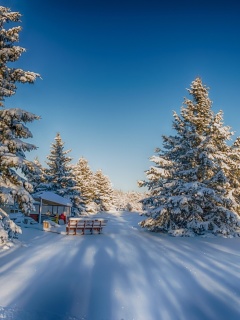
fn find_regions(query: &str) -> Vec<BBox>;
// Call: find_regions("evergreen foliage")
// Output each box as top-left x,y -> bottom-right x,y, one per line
25,157 -> 47,193
0,207 -> 21,243
94,169 -> 113,211
0,6 -> 40,106
140,78 -> 240,237
0,6 -> 40,243
0,109 -> 39,212
45,133 -> 85,213
72,157 -> 95,203
71,157 -> 97,213
113,190 -> 146,212
45,133 -> 72,195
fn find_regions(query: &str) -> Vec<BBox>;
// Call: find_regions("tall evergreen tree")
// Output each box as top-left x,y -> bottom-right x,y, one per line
0,6 -> 40,243
140,78 -> 240,237
225,137 -> 240,214
94,170 -> 113,211
45,133 -> 84,213
45,133 -> 73,195
0,6 -> 39,106
72,157 -> 95,204
25,157 -> 48,193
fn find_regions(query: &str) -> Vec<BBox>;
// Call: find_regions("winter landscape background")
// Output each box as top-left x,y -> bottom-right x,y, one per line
1,1 -> 240,320
1,0 -> 240,192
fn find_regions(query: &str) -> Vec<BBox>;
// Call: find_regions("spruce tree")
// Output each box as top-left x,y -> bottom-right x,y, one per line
0,6 -> 39,106
0,6 -> 40,243
140,78 -> 240,237
45,133 -> 84,213
72,157 -> 97,213
94,170 -> 113,211
46,133 -> 73,195
72,157 -> 95,203
25,157 -> 48,193
225,137 -> 240,214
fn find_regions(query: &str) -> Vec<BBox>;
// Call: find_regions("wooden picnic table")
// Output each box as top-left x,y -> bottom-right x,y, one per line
66,218 -> 108,235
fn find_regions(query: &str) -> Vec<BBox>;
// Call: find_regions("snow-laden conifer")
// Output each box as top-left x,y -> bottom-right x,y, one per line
45,133 -> 85,214
224,137 -> 240,214
72,157 -> 95,203
45,133 -> 73,194
72,157 -> 97,213
24,157 -> 48,193
94,170 -> 113,211
0,109 -> 39,211
140,78 -> 240,237
0,6 -> 40,106
0,6 -> 40,243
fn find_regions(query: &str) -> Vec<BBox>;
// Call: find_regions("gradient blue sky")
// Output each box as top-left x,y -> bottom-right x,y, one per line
2,0 -> 240,191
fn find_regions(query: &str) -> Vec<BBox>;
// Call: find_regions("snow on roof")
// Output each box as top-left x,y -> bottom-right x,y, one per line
32,191 -> 72,207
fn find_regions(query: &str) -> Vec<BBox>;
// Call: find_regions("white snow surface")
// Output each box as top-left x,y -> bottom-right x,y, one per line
0,211 -> 240,320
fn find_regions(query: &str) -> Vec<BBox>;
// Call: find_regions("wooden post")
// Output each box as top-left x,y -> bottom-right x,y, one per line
39,197 -> 42,223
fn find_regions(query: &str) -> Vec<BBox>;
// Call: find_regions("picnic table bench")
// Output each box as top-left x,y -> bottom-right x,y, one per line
66,218 -> 108,235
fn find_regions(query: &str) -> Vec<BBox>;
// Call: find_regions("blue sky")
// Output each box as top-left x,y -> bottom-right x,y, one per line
2,0 -> 240,191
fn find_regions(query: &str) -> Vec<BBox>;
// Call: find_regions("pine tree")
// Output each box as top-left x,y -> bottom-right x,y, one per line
72,157 -> 95,203
45,133 -> 84,213
45,133 -> 73,195
94,170 -> 113,211
0,6 -> 40,243
140,78 -> 240,237
0,6 -> 39,106
225,137 -> 240,214
25,157 -> 47,193
71,157 -> 97,213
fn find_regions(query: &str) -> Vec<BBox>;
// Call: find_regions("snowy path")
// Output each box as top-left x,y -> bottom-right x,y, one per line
0,211 -> 240,320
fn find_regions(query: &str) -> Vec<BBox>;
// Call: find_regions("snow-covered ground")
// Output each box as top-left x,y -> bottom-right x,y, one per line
0,211 -> 240,320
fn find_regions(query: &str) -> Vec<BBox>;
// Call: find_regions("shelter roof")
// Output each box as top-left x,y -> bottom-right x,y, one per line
32,191 -> 72,207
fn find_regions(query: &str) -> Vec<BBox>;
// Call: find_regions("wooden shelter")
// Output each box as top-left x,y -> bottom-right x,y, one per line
31,191 -> 72,223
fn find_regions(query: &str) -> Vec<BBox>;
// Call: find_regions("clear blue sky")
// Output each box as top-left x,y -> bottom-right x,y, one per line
2,0 -> 240,191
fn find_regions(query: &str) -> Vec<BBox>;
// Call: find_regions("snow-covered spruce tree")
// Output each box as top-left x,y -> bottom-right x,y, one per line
94,170 -> 113,211
72,157 -> 97,212
0,6 -> 40,243
72,157 -> 95,202
45,133 -> 74,195
0,6 -> 39,105
140,78 -> 240,237
45,133 -> 85,214
225,137 -> 240,214
24,157 -> 47,193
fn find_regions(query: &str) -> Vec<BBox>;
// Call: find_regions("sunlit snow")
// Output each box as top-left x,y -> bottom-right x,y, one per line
0,211 -> 240,320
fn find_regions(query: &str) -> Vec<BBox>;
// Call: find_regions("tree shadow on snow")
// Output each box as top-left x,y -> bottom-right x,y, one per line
0,212 -> 240,320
